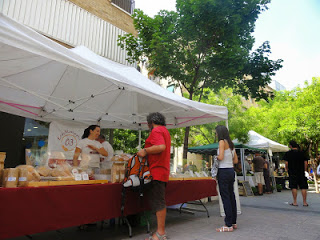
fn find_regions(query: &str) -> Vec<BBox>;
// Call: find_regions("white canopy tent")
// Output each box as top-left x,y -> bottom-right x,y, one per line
238,130 -> 289,185
245,130 -> 289,153
0,13 -> 228,130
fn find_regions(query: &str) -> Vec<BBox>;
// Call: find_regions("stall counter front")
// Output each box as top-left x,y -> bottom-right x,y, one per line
0,179 -> 217,239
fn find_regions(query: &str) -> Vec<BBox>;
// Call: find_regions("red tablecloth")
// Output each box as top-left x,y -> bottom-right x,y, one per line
0,179 -> 216,239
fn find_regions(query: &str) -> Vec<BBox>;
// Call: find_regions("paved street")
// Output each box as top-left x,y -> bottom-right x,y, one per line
10,188 -> 320,240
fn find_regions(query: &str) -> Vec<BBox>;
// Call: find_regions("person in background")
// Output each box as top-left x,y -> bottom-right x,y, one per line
137,112 -> 171,240
252,153 -> 265,196
284,140 -> 309,207
73,125 -> 108,171
263,155 -> 272,194
244,157 -> 251,174
97,134 -> 114,163
215,125 -> 238,232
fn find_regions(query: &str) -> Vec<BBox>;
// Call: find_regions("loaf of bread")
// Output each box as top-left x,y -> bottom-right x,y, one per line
51,169 -> 68,177
36,166 -> 52,177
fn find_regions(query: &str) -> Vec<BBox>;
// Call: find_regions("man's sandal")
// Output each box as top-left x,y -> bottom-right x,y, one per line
216,226 -> 233,232
146,232 -> 167,240
232,224 -> 238,229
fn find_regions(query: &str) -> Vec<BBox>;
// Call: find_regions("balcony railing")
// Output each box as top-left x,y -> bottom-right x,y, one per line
112,0 -> 135,15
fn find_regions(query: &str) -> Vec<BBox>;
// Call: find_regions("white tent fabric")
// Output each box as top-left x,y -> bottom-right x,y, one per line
245,130 -> 289,153
0,14 -> 227,130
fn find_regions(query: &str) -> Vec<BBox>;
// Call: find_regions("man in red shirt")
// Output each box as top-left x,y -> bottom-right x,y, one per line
137,112 -> 171,240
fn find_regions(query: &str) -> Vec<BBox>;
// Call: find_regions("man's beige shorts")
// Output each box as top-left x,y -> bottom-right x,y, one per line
254,172 -> 265,185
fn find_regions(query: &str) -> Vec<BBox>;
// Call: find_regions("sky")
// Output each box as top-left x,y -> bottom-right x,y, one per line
134,0 -> 320,90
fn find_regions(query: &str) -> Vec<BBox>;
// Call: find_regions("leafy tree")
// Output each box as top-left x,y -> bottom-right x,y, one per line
101,128 -> 184,154
190,88 -> 250,146
241,78 -> 320,192
118,0 -> 283,157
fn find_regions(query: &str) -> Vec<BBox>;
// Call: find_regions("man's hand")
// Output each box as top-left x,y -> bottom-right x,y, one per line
137,148 -> 147,157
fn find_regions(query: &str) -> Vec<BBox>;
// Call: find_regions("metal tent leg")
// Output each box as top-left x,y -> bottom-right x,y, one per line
179,199 -> 210,218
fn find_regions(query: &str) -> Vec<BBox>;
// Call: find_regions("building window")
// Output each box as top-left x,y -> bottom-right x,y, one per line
111,0 -> 135,14
167,84 -> 175,93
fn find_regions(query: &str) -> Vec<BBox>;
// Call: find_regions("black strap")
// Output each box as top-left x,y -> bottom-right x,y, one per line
120,186 -> 126,217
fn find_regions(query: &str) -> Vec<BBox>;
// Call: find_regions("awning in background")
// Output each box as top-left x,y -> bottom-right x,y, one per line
188,142 -> 266,155
241,130 -> 289,153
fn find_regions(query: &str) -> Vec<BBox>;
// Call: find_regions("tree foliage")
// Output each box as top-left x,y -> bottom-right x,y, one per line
243,77 -> 320,154
118,0 -> 283,158
189,88 -> 250,146
118,0 -> 283,101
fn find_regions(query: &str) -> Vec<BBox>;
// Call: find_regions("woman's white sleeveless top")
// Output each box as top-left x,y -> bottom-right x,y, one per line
217,147 -> 235,169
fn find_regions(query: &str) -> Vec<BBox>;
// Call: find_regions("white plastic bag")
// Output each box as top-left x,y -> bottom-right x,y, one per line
211,155 -> 219,178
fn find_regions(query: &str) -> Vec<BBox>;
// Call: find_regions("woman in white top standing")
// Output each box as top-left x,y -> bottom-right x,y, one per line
215,125 -> 238,232
73,125 -> 108,170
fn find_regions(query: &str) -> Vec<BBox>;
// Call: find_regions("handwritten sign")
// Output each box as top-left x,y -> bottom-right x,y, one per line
241,181 -> 254,197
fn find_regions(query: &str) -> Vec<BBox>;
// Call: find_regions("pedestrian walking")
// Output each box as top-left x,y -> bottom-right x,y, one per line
284,140 -> 309,207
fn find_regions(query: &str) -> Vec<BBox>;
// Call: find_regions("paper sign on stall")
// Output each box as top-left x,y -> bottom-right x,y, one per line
48,121 -> 85,166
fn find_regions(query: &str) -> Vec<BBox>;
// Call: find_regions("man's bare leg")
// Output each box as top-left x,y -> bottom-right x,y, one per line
291,188 -> 298,205
258,183 -> 263,194
301,189 -> 308,206
146,208 -> 166,240
156,208 -> 166,235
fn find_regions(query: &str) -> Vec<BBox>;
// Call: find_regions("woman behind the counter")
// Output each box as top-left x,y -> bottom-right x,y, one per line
73,125 -> 108,169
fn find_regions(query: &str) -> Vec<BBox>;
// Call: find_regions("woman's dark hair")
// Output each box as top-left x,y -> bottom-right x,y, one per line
82,125 -> 100,139
147,112 -> 166,126
215,125 -> 234,150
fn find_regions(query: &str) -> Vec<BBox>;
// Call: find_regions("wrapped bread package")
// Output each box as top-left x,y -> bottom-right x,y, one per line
120,168 -> 126,182
111,163 -> 120,183
2,169 -> 8,186
0,152 -> 5,170
49,162 -> 74,180
115,169 -> 120,183
16,165 -> 41,182
0,169 -> 3,187
111,155 -> 120,162
18,168 -> 29,187
0,152 -> 5,185
100,169 -> 111,175
4,168 -> 19,188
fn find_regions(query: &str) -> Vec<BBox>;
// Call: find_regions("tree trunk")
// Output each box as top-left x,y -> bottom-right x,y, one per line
182,91 -> 193,159
183,126 -> 190,159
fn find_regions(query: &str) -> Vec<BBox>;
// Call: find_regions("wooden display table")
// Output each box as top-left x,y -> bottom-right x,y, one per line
27,180 -> 109,187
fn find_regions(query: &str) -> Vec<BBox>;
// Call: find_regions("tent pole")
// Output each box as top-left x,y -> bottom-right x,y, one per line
240,148 -> 245,181
138,130 -> 142,150
267,148 -> 276,192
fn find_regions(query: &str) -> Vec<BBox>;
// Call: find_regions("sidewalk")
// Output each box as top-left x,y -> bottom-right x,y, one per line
9,189 -> 320,240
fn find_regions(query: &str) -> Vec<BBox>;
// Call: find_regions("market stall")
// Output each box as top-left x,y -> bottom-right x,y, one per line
0,14 -> 224,239
237,130 -> 289,189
